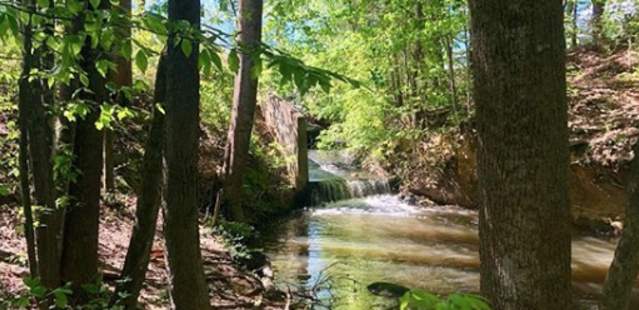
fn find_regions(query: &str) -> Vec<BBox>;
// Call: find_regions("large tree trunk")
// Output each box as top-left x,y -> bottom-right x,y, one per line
591,0 -> 606,45
164,0 -> 211,308
222,0 -> 264,221
469,1 -> 572,309
600,142 -> 639,310
112,52 -> 167,309
60,0 -> 108,302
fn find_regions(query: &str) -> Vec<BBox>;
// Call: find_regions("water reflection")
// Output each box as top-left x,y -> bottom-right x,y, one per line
265,195 -> 637,309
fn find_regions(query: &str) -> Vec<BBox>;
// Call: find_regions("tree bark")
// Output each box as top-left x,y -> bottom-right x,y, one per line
469,1 -> 572,309
600,142 -> 639,310
164,0 -> 211,308
17,9 -> 38,277
60,0 -> 108,301
222,0 -> 264,222
112,52 -> 167,309
19,0 -> 62,291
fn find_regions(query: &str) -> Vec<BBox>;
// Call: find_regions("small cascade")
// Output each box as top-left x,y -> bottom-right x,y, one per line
347,179 -> 391,198
306,150 -> 392,206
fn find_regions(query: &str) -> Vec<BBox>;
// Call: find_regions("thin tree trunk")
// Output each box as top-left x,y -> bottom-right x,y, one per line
104,0 -> 133,193
600,142 -> 639,310
572,0 -> 579,47
20,0 -> 62,292
17,10 -> 38,276
412,1 -> 425,103
444,35 -> 458,112
104,130 -> 115,192
469,0 -> 572,309
112,52 -> 167,309
164,0 -> 211,308
222,0 -> 264,222
591,0 -> 606,45
60,0 -> 108,302
566,0 -> 578,48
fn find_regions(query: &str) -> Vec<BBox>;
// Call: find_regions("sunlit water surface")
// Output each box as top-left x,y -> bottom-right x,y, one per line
264,195 -> 637,309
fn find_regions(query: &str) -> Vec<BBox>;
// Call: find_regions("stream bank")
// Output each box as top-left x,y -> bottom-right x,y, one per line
386,48 -> 639,234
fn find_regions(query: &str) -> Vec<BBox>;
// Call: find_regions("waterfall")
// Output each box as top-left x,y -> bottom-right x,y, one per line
307,150 -> 392,206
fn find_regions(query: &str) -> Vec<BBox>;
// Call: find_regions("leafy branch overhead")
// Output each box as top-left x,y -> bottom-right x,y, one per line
0,0 -> 360,101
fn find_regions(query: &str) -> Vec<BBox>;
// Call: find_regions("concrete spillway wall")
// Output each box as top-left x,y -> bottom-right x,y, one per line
259,95 -> 309,192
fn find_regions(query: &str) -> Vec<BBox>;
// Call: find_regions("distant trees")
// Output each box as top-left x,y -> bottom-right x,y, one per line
565,0 -> 579,47
222,0 -> 264,221
468,0 -> 572,309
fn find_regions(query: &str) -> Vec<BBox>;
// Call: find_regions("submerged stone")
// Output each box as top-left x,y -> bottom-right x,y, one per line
367,282 -> 410,298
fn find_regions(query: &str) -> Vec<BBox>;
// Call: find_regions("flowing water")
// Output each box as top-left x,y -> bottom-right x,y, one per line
264,150 -> 636,309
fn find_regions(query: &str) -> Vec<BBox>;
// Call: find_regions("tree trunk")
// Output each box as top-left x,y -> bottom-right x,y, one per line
60,0 -> 108,301
104,0 -> 133,193
572,1 -> 579,47
600,142 -> 639,310
591,0 -> 606,45
17,9 -> 38,277
222,0 -> 264,222
19,0 -> 62,291
112,52 -> 167,309
469,1 -> 572,309
164,0 -> 211,308
444,35 -> 458,112
104,130 -> 115,192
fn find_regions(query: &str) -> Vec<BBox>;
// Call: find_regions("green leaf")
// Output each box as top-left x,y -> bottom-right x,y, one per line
116,107 -> 135,121
143,14 -> 167,35
0,16 -> 9,39
135,50 -> 148,73
400,289 -> 441,310
228,49 -> 239,73
67,0 -> 84,14
199,48 -> 211,73
6,13 -> 18,36
0,184 -> 9,197
36,0 -> 49,9
209,50 -> 223,71
79,74 -> 90,87
53,290 -> 69,308
181,39 -> 193,57
120,41 -> 133,60
90,0 -> 101,9
155,103 -> 165,115
23,277 -> 41,289
95,59 -> 111,78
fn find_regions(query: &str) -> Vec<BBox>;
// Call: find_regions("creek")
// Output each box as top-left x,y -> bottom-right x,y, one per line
264,150 -> 636,309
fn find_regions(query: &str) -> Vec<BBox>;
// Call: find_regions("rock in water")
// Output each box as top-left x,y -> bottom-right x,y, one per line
367,282 -> 410,298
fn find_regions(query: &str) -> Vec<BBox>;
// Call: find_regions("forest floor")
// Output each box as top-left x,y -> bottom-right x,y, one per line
567,46 -> 639,171
0,197 -> 288,309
